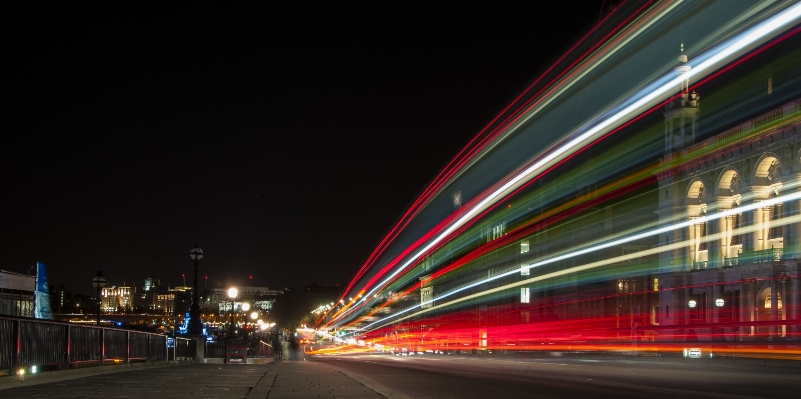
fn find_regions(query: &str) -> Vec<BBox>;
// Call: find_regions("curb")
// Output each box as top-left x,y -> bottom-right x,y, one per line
0,360 -> 198,390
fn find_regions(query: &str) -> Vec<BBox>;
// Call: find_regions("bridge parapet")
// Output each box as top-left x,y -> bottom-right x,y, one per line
1,315 -> 171,376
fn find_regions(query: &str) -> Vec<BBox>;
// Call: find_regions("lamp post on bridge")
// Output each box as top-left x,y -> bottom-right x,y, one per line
227,287 -> 238,338
91,271 -> 107,326
240,302 -> 251,338
187,244 -> 204,335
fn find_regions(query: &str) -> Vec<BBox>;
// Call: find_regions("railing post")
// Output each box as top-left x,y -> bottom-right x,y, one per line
146,333 -> 151,362
65,324 -> 71,370
14,319 -> 21,372
99,327 -> 105,367
125,330 -> 130,364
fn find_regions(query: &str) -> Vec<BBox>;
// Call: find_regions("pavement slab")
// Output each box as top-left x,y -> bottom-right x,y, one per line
0,360 -> 389,399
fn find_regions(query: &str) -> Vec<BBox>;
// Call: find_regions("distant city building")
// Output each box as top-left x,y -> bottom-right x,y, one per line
101,285 -> 134,313
0,270 -> 35,317
49,283 -> 67,314
143,276 -> 162,291
206,286 -> 281,313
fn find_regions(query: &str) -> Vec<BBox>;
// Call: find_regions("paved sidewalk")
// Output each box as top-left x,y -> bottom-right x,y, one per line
0,360 -> 388,398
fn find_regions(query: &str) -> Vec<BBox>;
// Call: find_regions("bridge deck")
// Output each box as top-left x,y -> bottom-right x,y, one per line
0,360 -> 389,399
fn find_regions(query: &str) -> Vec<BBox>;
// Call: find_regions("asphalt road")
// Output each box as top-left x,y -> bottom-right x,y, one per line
309,353 -> 800,399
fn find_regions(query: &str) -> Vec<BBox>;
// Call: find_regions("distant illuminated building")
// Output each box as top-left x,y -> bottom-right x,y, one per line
0,270 -> 35,317
101,285 -> 134,313
143,276 -> 162,291
207,286 -> 280,313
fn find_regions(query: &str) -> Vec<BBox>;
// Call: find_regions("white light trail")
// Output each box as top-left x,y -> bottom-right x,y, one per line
333,2 -> 801,328
353,189 -> 801,334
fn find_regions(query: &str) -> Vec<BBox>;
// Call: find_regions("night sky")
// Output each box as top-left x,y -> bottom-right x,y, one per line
2,1 -> 606,295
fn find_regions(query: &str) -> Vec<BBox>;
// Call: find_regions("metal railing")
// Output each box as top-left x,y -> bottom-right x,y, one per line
203,340 -> 274,359
723,248 -> 782,268
167,336 -> 197,361
691,260 -> 708,271
0,315 -> 168,374
257,341 -> 274,358
205,342 -> 226,358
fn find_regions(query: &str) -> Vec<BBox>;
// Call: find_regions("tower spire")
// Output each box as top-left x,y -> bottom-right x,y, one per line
663,38 -> 700,154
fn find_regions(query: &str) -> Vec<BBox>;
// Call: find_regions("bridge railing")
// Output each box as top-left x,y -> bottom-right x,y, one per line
167,336 -> 197,360
205,342 -> 226,358
0,315 -> 167,374
257,340 -> 273,358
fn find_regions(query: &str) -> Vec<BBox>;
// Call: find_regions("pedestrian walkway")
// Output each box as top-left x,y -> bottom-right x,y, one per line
0,359 -> 388,398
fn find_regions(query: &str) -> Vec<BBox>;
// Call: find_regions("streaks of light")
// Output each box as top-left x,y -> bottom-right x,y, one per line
324,3 -> 801,330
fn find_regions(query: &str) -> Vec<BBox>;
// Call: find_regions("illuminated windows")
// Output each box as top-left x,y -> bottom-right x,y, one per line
520,240 -> 529,254
520,264 -> 530,276
420,287 -> 433,309
485,222 -> 507,242
520,287 -> 530,303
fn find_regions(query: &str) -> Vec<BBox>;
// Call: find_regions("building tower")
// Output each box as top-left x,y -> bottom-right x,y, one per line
663,43 -> 700,153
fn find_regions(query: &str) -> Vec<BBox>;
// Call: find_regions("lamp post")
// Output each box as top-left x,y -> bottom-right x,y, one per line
250,311 -> 259,338
240,302 -> 250,338
91,271 -> 107,326
227,287 -> 238,338
187,245 -> 204,335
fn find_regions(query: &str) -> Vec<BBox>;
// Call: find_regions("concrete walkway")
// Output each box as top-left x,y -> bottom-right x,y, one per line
0,360 -> 389,398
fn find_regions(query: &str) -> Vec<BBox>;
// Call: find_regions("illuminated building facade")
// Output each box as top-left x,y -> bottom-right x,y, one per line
0,270 -> 35,317
101,285 -> 134,313
206,286 -> 279,313
656,98 -> 800,341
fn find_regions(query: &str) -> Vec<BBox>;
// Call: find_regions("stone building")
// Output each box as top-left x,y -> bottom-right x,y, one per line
656,83 -> 800,341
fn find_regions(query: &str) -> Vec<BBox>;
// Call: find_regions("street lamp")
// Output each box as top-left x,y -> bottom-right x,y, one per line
227,287 -> 238,338
187,245 -> 204,335
91,271 -> 107,326
248,311 -> 259,336
240,303 -> 251,334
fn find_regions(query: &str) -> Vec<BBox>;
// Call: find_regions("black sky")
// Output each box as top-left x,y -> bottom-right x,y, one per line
2,1 -> 607,295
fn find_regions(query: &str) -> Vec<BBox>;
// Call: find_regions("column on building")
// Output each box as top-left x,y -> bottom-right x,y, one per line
782,190 -> 800,258
739,280 -> 749,340
791,275 -> 800,339
770,278 -> 778,338
706,288 -> 714,331
708,210 -> 721,269
756,203 -> 768,252
780,276 -> 788,337
742,201 -> 756,254
716,171 -> 739,267
683,277 -> 692,332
